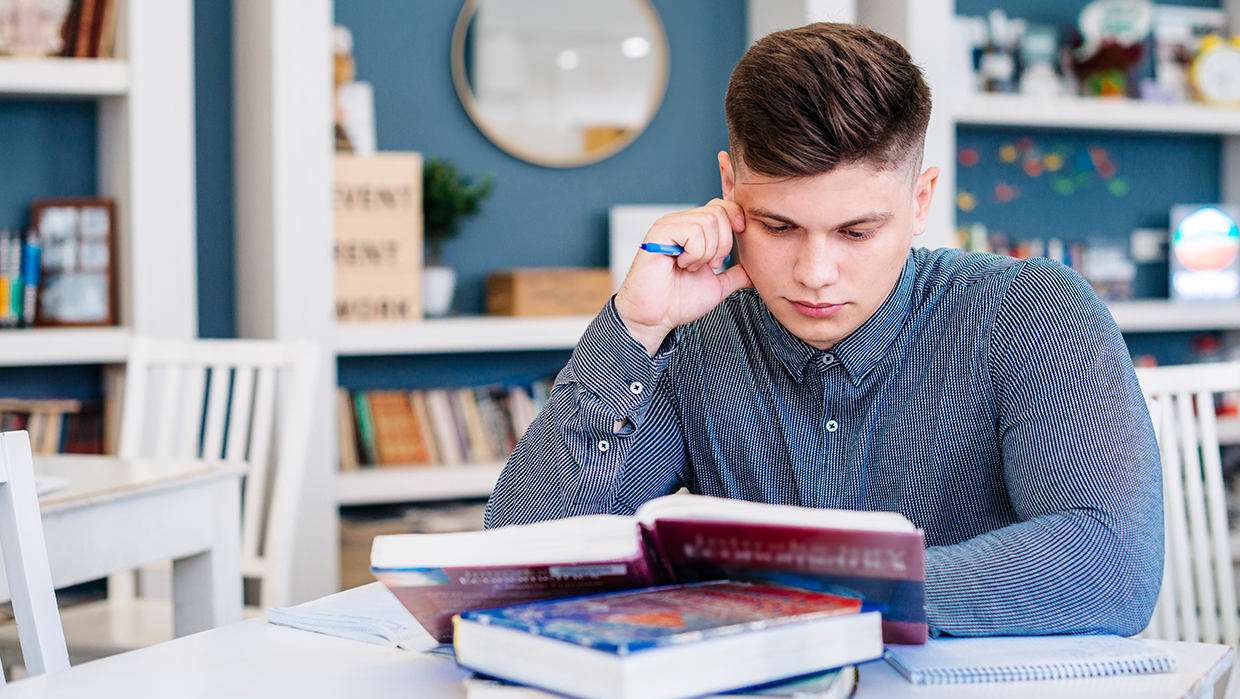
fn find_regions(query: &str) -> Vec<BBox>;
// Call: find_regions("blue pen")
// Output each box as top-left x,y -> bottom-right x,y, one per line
639,242 -> 685,255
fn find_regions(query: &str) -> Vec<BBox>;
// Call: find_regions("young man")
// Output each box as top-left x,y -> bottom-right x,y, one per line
485,23 -> 1162,638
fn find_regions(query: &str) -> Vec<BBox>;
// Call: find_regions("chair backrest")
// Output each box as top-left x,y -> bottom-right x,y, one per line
1135,361 -> 1240,650
0,431 -> 69,680
118,338 -> 318,609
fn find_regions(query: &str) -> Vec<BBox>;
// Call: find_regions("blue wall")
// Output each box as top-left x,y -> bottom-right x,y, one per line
196,0 -> 235,339
334,0 -> 747,316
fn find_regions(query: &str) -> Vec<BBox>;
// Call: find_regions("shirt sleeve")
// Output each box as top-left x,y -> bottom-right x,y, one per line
484,299 -> 688,528
924,259 -> 1163,637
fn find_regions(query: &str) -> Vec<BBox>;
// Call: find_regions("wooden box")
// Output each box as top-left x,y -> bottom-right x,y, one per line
334,153 -> 423,323
486,268 -> 613,316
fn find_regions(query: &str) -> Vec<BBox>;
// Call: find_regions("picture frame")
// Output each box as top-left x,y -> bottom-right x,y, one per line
31,197 -> 117,327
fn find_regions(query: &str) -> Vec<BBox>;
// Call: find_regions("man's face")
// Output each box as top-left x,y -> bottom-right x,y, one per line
720,152 -> 938,350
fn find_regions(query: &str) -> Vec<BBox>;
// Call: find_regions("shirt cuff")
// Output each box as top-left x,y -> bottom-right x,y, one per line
568,297 -> 677,421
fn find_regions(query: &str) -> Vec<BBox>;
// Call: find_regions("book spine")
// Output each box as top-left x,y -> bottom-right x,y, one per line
446,390 -> 475,462
336,387 -> 360,471
409,390 -> 441,464
425,390 -> 462,466
353,392 -> 377,466
20,229 -> 40,327
0,229 -> 12,328
474,386 -> 507,460
73,0 -> 97,58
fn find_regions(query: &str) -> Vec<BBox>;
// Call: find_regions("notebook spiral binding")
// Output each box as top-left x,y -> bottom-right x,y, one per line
899,656 -> 1179,685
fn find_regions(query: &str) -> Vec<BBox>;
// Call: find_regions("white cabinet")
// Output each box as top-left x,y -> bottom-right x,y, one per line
0,0 -> 198,367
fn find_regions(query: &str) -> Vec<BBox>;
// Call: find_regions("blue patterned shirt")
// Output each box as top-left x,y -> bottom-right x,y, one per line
485,248 -> 1163,637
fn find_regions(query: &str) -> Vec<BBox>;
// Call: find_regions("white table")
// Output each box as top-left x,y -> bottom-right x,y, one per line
15,455 -> 246,636
0,582 -> 1230,699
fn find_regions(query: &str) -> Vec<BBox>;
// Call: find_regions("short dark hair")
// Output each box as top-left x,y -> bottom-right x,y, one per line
725,23 -> 931,179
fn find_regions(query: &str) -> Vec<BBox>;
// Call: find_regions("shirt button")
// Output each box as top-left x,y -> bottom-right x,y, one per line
826,420 -> 839,432
629,381 -> 644,395
822,353 -> 837,366
598,440 -> 610,452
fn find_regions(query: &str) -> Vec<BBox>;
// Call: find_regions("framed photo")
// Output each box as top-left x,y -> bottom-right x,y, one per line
31,197 -> 117,327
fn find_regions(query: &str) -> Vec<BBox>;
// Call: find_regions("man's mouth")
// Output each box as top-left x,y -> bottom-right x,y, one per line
789,300 -> 844,318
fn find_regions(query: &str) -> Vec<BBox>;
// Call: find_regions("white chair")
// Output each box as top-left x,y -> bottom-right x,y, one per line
0,431 -> 69,681
15,337 -> 318,662
1135,362 -> 1240,659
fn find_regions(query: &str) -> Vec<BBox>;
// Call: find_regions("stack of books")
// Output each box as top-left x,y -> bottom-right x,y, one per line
337,379 -> 551,470
369,492 -> 926,698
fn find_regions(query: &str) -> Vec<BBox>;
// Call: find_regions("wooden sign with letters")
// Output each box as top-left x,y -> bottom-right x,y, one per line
335,153 -> 424,322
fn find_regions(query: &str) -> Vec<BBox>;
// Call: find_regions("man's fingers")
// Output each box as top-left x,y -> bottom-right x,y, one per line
719,264 -> 753,297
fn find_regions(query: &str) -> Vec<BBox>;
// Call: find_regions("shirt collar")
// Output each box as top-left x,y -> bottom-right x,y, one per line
760,250 -> 918,384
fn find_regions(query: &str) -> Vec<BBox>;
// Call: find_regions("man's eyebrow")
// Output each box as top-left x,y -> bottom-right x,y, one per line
746,208 -> 894,230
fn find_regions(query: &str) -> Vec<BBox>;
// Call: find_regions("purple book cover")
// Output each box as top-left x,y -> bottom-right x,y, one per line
458,581 -> 864,654
647,519 -> 927,644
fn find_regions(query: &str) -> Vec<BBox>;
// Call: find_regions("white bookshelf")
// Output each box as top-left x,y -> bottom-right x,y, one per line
337,462 -> 505,506
0,0 -> 197,361
955,93 -> 1240,136
0,327 -> 131,366
335,315 -> 592,355
0,58 -> 129,97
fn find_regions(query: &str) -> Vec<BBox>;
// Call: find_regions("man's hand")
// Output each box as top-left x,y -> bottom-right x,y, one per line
614,199 -> 753,355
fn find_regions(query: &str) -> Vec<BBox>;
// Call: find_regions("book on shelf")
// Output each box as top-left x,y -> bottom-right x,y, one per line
882,635 -> 1177,685
370,492 -> 927,646
339,379 -> 554,470
58,0 -> 119,58
367,390 -> 433,466
0,229 -> 39,329
453,581 -> 882,699
466,666 -> 857,699
0,399 -> 101,455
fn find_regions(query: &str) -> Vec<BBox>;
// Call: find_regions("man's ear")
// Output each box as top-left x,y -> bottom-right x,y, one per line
719,151 -> 737,201
912,166 -> 939,237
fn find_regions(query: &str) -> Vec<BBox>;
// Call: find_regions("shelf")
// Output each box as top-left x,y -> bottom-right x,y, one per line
954,93 -> 1240,136
334,315 -> 594,355
0,58 -> 128,97
1107,301 -> 1240,333
0,327 -> 131,366
336,462 -> 504,505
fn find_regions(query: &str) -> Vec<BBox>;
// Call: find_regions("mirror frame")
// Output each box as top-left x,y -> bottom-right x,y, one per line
450,0 -> 671,168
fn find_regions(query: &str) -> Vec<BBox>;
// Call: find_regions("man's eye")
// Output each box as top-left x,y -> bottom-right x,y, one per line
760,221 -> 792,234
842,228 -> 875,241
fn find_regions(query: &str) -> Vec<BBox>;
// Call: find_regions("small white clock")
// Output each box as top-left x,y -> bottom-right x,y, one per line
1192,35 -> 1240,107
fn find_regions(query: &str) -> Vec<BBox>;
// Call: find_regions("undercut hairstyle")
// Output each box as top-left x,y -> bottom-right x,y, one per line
725,23 -> 932,180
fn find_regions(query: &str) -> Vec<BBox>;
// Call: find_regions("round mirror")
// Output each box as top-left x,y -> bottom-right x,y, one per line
451,0 -> 670,168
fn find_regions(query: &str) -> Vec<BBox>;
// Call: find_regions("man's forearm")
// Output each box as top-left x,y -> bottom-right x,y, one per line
924,509 -> 1162,637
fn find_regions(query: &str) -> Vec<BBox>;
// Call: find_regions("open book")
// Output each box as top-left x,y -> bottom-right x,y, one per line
370,493 -> 926,644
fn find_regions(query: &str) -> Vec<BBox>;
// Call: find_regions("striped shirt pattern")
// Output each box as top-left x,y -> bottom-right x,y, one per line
485,248 -> 1163,638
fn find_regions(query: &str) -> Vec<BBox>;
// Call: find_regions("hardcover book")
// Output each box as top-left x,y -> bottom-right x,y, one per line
371,492 -> 926,645
452,581 -> 882,699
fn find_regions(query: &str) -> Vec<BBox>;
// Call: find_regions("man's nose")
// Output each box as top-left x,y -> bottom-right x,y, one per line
792,234 -> 840,289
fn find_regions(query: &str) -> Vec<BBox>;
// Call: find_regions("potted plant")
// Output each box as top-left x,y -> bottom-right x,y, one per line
422,158 -> 496,316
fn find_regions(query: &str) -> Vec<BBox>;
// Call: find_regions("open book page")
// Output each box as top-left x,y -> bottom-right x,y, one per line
265,587 -> 436,651
634,493 -> 916,533
370,514 -> 640,569
464,666 -> 857,699
884,635 -> 1177,684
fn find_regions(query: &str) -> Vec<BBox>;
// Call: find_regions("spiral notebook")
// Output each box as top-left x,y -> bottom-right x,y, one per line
884,635 -> 1177,685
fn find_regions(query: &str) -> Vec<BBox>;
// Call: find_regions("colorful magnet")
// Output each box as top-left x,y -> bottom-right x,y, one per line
1108,178 -> 1130,197
1023,159 -> 1044,177
957,191 -> 978,212
1053,177 -> 1075,195
1016,137 -> 1034,155
1043,152 -> 1065,172
999,144 -> 1018,163
995,182 -> 1018,202
958,148 -> 980,167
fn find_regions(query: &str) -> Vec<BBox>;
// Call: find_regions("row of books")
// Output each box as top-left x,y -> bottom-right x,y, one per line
0,398 -> 103,455
0,229 -> 39,329
337,379 -> 552,470
60,0 -> 121,59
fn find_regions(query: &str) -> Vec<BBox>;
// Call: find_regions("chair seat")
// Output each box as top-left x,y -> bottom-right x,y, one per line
0,599 -> 267,666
